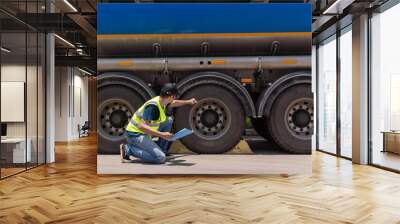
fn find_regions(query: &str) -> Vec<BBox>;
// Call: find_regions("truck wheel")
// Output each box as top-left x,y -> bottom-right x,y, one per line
267,84 -> 313,154
97,73 -> 154,154
97,85 -> 144,154
175,85 -> 245,154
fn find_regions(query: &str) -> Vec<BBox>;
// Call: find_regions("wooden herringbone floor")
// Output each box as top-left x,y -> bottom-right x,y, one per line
1,135 -> 400,224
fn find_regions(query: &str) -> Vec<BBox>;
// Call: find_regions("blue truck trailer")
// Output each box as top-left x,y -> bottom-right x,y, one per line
97,3 -> 313,154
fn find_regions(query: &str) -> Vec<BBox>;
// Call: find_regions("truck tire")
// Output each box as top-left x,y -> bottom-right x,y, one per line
97,73 -> 154,154
267,84 -> 313,154
251,117 -> 282,147
251,117 -> 272,140
175,85 -> 245,154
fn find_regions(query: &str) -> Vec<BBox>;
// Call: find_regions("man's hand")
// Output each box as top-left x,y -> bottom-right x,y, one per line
159,132 -> 173,140
187,98 -> 197,105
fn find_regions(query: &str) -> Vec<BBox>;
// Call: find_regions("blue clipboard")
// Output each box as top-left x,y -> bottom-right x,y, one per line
170,128 -> 194,141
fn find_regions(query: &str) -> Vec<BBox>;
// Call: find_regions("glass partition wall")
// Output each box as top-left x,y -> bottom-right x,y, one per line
0,1 -> 46,179
316,0 -> 400,172
0,29 -> 28,177
339,27 -> 353,159
370,3 -> 400,171
316,25 -> 353,159
317,35 -> 337,155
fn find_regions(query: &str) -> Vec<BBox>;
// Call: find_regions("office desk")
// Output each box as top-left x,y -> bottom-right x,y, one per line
1,138 -> 31,163
382,131 -> 400,154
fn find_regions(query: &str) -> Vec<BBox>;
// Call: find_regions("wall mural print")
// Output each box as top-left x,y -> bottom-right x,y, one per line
96,3 -> 313,175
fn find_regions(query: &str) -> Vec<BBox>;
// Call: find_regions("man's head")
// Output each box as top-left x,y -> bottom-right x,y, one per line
160,83 -> 178,104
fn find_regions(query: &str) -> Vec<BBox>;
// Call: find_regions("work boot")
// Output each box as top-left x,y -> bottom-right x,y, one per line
165,152 -> 173,157
120,144 -> 131,163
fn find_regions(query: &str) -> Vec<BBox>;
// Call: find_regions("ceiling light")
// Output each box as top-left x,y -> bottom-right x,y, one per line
1,47 -> 11,53
63,0 -> 78,12
323,0 -> 341,14
78,67 -> 93,76
323,0 -> 355,15
54,34 -> 75,48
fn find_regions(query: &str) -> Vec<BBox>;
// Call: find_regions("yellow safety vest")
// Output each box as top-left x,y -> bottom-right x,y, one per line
126,96 -> 167,134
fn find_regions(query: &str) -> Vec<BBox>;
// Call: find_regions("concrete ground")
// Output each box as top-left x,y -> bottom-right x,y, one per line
97,138 -> 311,175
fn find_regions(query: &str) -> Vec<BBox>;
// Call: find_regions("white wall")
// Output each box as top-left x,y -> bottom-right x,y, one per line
55,67 -> 89,141
1,63 -> 46,164
1,65 -> 26,138
72,72 -> 89,138
1,65 -> 26,82
1,65 -> 40,137
55,67 -> 69,141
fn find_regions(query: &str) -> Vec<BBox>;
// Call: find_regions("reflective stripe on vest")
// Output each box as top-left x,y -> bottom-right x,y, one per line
125,96 -> 167,134
129,119 -> 159,127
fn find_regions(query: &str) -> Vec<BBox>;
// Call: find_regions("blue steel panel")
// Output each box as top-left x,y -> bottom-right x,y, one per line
97,3 -> 311,35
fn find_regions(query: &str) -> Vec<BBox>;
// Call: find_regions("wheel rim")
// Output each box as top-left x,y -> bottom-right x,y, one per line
99,99 -> 133,138
284,98 -> 313,139
189,98 -> 231,140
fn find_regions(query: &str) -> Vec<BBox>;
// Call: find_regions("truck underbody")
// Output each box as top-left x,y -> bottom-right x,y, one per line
97,56 -> 313,154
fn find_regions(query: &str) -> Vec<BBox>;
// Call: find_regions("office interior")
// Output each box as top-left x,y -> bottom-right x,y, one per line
0,0 -> 97,179
0,0 -> 399,177
0,1 -> 399,223
314,2 -> 400,172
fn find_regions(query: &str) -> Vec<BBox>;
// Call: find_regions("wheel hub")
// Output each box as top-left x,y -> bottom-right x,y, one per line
190,99 -> 230,139
286,98 -> 313,138
292,109 -> 310,128
100,101 -> 132,137
110,110 -> 128,128
201,109 -> 219,128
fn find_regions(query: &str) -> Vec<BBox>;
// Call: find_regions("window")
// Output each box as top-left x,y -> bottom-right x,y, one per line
0,1 -> 47,179
317,35 -> 337,154
370,3 -> 400,171
339,27 -> 352,158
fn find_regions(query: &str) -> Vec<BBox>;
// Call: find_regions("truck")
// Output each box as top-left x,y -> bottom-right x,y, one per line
97,3 -> 313,154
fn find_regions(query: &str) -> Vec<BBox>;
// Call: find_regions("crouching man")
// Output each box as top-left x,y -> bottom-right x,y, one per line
120,83 -> 197,164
